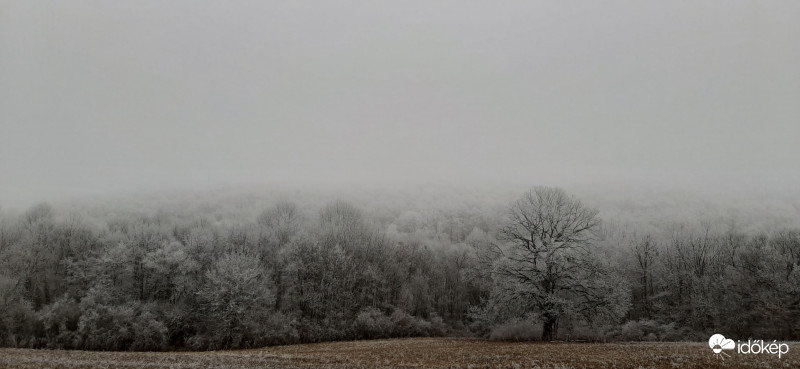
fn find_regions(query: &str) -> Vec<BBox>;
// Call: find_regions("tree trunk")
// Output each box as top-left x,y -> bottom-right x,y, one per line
542,315 -> 558,341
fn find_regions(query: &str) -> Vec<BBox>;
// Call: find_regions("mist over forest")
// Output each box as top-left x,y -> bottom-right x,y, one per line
1,184 -> 798,350
2,0 -> 799,356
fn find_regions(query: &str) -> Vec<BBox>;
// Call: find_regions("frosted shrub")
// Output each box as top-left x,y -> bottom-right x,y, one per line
78,303 -> 136,350
489,319 -> 542,341
390,309 -> 431,337
354,307 -> 393,339
37,295 -> 81,349
130,310 -> 168,351
0,297 -> 38,348
427,312 -> 450,336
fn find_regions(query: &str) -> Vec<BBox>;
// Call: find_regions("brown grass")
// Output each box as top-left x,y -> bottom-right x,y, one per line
1,338 -> 797,368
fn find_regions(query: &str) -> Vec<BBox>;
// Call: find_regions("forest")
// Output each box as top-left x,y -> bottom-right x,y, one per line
0,185 -> 798,351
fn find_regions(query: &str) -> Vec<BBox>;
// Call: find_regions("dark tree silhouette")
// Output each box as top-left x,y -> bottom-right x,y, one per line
497,186 -> 606,341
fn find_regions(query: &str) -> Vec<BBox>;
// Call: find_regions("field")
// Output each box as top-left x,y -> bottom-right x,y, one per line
1,338 -> 798,369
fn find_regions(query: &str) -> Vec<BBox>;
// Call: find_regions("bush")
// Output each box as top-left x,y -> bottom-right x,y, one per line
659,324 -> 705,342
130,309 -> 168,351
77,293 -> 169,351
606,319 -> 705,342
489,319 -> 542,341
77,303 -> 136,350
467,305 -> 494,337
0,297 -> 38,348
37,295 -> 81,349
355,307 -> 393,339
560,321 -> 605,341
390,309 -> 431,337
296,319 -> 333,343
247,312 -> 299,347
427,312 -> 450,336
616,320 -> 646,341
185,334 -> 210,351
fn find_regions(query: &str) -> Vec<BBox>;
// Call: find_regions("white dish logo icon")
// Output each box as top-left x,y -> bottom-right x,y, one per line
709,334 -> 735,358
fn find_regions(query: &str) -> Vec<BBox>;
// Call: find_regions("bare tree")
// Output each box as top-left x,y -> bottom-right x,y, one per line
319,200 -> 363,231
257,201 -> 301,247
772,229 -> 800,282
257,201 -> 302,310
631,234 -> 657,318
496,186 -> 607,341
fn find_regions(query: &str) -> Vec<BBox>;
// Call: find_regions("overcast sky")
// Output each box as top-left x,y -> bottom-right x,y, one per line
1,1 -> 799,209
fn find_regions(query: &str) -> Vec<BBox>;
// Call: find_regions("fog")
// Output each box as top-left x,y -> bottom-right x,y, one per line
2,1 -> 799,209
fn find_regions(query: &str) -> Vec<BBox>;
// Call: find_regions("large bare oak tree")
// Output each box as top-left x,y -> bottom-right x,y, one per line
497,186 -> 615,341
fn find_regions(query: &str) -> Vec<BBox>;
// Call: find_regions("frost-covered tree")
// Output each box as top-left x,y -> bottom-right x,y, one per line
494,187 -> 628,340
257,201 -> 301,247
2,189 -> 799,350
196,251 -> 274,348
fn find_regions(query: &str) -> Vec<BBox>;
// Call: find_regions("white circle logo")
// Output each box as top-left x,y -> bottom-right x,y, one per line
709,334 -> 735,358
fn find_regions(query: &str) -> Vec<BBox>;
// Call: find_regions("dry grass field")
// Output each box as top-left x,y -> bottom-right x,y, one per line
0,338 -> 797,369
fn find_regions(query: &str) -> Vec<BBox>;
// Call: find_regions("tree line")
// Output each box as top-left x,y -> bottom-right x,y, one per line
0,186 -> 797,350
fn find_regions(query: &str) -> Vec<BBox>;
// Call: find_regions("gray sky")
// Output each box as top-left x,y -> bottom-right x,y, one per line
2,1 -> 799,209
